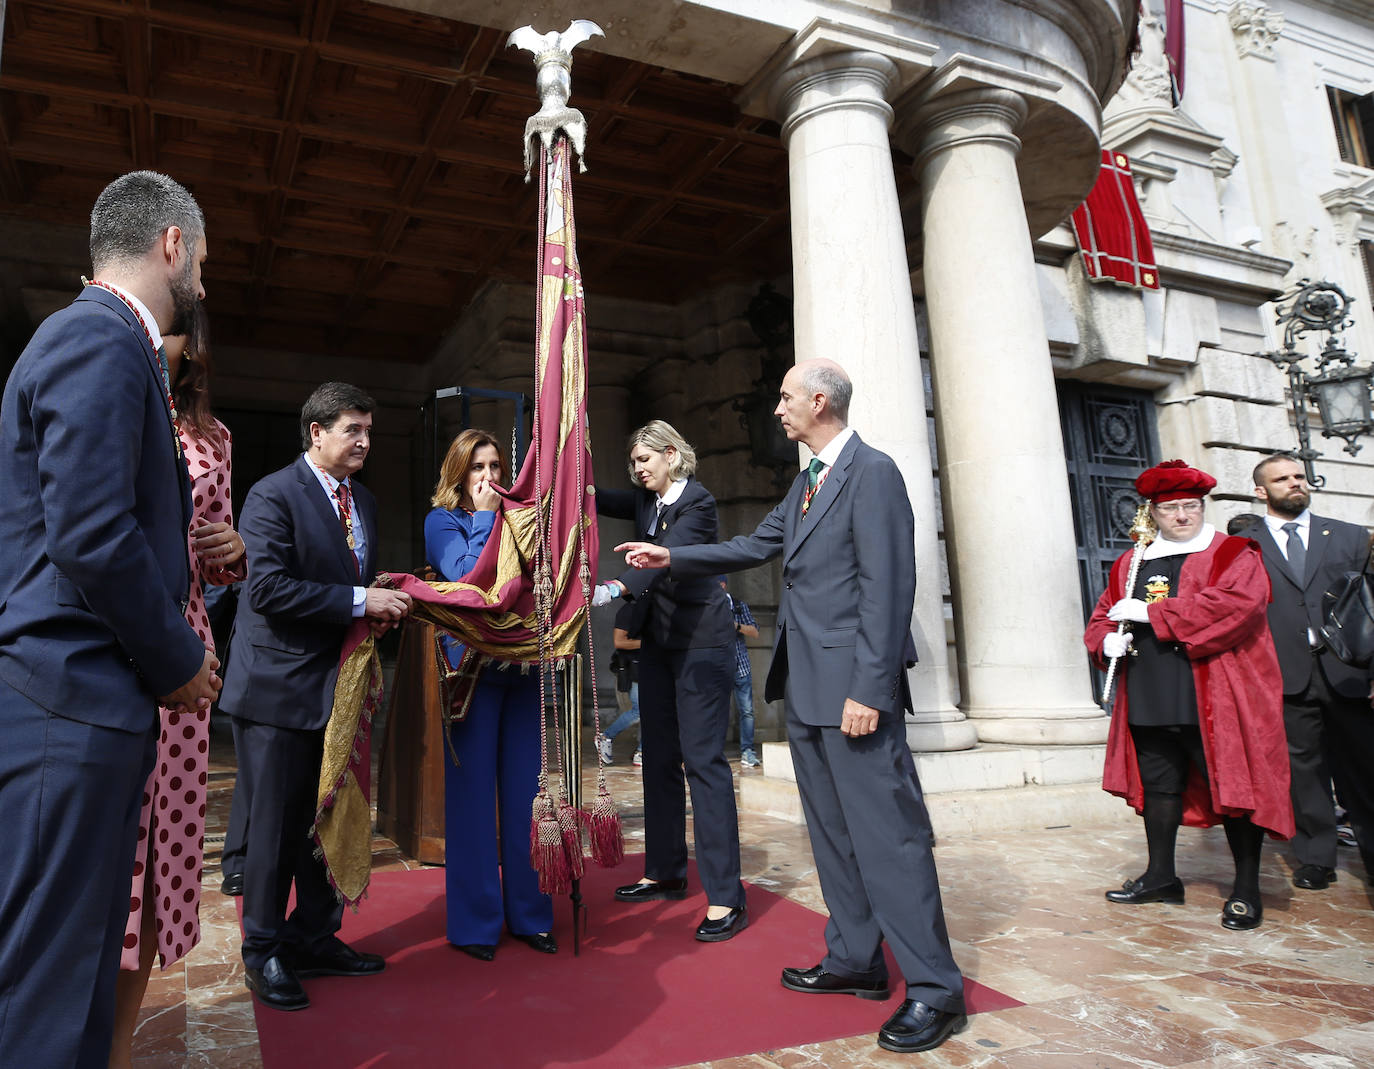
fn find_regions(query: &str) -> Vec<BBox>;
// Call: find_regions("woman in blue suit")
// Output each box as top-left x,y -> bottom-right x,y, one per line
424,428 -> 555,960
593,420 -> 747,941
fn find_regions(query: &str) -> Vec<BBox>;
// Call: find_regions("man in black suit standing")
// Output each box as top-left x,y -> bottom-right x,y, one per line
1251,453 -> 1374,889
615,359 -> 965,1055
0,171 -> 222,1067
219,382 -> 410,1011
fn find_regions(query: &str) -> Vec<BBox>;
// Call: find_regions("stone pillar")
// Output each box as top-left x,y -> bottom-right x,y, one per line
900,87 -> 1107,745
769,49 -> 973,751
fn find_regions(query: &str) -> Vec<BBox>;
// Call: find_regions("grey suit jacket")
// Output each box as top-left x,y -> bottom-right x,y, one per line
671,433 -> 915,726
1251,513 -> 1372,699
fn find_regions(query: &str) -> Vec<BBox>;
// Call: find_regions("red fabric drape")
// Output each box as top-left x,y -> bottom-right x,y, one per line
1069,149 -> 1160,290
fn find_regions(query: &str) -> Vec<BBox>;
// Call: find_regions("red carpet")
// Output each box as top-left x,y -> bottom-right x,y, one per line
250,857 -> 1018,1068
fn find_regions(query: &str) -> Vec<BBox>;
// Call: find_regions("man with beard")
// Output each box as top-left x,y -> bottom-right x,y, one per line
0,171 -> 221,1067
1251,453 -> 1374,891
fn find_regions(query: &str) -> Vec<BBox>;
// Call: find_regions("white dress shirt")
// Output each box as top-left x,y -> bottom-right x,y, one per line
303,453 -> 367,616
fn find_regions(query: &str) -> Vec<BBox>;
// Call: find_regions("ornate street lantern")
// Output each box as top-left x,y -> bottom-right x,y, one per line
1258,280 -> 1373,488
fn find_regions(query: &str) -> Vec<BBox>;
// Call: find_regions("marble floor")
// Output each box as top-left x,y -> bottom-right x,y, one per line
129,725 -> 1374,1068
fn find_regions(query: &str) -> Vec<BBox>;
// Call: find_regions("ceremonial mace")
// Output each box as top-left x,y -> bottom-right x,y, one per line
1100,504 -> 1157,704
509,18 -> 604,957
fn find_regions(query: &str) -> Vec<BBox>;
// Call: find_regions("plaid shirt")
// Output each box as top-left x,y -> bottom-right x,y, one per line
727,595 -> 755,681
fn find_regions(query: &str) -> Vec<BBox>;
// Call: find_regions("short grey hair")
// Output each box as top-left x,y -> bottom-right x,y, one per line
626,419 -> 697,482
90,171 -> 205,273
801,362 -> 852,423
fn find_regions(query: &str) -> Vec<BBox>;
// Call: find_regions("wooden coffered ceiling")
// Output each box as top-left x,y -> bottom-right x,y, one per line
0,0 -> 792,362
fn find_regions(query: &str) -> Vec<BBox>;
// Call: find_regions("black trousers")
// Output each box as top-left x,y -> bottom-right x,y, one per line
231,716 -> 343,970
637,640 -> 744,908
0,677 -> 156,1068
1285,652 -> 1374,872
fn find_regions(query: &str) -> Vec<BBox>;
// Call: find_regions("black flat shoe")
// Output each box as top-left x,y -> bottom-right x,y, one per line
614,878 -> 688,902
877,1000 -> 968,1054
291,937 -> 385,977
245,955 -> 309,1011
1292,864 -> 1336,890
1104,876 -> 1185,905
220,872 -> 244,897
695,906 -> 748,943
514,932 -> 558,954
454,944 -> 497,962
1221,896 -> 1262,930
780,964 -> 890,1000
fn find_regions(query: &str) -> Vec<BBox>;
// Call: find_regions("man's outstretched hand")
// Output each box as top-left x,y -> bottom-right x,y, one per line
614,541 -> 670,570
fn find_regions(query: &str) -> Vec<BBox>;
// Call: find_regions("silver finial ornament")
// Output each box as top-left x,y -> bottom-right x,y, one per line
508,20 -> 605,180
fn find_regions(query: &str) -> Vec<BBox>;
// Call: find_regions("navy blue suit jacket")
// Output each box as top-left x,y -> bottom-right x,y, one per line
0,286 -> 204,728
598,478 -> 732,649
219,456 -> 378,731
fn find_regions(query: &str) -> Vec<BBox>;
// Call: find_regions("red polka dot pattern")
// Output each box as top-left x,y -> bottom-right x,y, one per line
120,422 -> 240,972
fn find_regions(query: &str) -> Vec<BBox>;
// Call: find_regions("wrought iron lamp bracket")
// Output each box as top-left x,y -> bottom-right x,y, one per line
1258,279 -> 1369,489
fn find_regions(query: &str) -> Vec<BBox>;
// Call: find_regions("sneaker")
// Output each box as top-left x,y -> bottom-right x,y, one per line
632,750 -> 643,767
598,734 -> 614,764
1338,824 -> 1357,848
741,749 -> 761,768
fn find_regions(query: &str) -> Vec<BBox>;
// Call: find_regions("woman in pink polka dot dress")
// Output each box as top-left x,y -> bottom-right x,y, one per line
110,309 -> 246,1068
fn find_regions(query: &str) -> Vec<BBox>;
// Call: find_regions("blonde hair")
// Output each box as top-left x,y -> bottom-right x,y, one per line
626,420 -> 696,483
431,428 -> 506,511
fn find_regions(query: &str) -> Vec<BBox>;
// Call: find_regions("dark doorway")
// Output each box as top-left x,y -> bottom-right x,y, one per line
1058,382 -> 1160,702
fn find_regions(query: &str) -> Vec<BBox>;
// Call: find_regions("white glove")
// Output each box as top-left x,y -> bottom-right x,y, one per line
1102,631 -> 1134,659
1107,598 -> 1150,624
591,582 -> 620,608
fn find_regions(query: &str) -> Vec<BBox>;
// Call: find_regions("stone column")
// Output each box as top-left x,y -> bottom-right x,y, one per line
769,49 -> 973,751
900,87 -> 1107,745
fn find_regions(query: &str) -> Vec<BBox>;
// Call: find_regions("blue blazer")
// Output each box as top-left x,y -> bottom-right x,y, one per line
423,504 -> 496,665
598,477 -> 732,649
0,286 -> 204,728
219,455 -> 377,731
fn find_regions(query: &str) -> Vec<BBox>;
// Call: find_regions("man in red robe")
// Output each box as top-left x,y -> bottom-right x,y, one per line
1085,460 -> 1293,930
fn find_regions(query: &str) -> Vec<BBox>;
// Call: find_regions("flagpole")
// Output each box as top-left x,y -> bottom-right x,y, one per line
510,19 -> 606,957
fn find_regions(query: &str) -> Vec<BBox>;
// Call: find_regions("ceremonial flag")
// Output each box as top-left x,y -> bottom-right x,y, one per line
1070,149 -> 1160,291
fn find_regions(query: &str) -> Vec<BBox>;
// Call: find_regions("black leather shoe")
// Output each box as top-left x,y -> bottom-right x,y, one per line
780,964 -> 890,1000
877,1000 -> 968,1054
1104,876 -> 1185,904
695,906 -> 748,943
513,932 -> 558,954
455,944 -> 496,962
245,955 -> 309,1011
220,872 -> 244,897
614,878 -> 688,902
291,937 -> 385,977
1293,864 -> 1336,890
1221,896 -> 1263,930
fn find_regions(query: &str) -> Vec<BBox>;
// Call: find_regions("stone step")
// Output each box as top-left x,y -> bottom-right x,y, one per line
739,774 -> 1138,836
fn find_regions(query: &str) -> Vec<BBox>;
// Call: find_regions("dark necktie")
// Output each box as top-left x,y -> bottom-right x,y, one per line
802,458 -> 826,515
1282,521 -> 1305,581
653,500 -> 666,538
335,483 -> 360,577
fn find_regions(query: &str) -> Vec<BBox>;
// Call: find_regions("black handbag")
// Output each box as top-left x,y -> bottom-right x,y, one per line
1319,570 -> 1374,668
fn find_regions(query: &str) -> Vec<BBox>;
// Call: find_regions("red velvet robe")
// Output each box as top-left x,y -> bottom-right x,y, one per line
1085,532 -> 1294,839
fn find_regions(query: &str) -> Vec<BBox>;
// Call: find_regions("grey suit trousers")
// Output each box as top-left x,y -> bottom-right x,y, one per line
785,682 -> 964,1012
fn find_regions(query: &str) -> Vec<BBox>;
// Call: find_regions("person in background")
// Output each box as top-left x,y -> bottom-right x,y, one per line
110,306 -> 246,1068
1085,459 -> 1293,931
600,600 -> 644,766
721,577 -> 761,768
425,429 -> 555,962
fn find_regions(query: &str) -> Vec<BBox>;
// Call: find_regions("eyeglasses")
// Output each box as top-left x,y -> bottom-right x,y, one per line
1153,501 -> 1204,515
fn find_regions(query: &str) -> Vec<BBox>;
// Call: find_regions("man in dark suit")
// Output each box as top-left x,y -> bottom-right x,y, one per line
219,382 -> 410,1011
0,171 -> 222,1067
615,359 -> 966,1054
1251,453 -> 1374,889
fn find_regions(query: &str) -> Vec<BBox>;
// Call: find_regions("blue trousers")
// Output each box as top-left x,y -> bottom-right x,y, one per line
604,681 -> 640,742
733,676 -> 755,752
443,665 -> 552,945
0,676 -> 156,1068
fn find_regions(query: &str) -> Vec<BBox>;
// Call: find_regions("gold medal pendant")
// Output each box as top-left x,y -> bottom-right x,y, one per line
346,530 -> 357,550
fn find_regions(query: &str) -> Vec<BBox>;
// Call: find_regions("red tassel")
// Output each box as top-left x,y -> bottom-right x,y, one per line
530,791 -> 571,895
582,786 -> 625,868
557,799 -> 586,882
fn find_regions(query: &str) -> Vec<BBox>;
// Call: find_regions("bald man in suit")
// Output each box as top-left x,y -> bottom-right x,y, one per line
615,359 -> 965,1055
